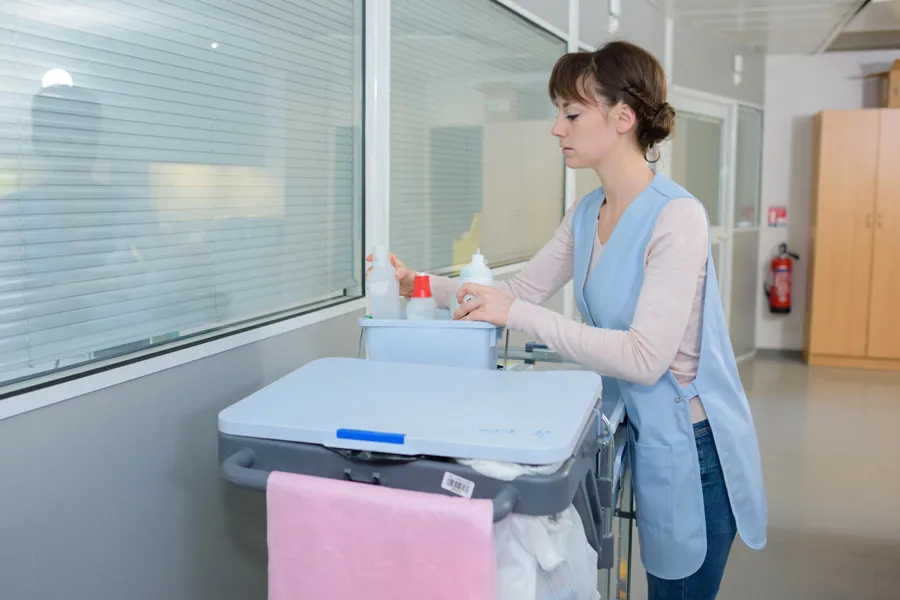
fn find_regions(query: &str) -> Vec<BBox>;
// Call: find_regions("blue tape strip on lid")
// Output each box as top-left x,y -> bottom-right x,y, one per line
336,429 -> 406,445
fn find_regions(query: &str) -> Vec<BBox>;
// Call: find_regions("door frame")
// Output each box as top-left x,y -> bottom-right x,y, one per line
658,86 -> 738,324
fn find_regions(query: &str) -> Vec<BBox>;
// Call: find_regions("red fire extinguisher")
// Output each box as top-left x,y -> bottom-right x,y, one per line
764,243 -> 800,314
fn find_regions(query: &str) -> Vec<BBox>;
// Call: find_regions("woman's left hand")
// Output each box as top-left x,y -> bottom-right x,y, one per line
453,283 -> 513,327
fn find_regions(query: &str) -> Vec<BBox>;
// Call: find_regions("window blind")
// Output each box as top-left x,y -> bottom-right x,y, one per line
0,0 -> 363,386
390,0 -> 566,272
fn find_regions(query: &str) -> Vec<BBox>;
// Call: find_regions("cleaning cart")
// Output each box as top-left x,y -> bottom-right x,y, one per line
218,326 -> 634,599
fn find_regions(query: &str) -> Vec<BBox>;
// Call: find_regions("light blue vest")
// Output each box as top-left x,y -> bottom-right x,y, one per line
572,173 -> 767,580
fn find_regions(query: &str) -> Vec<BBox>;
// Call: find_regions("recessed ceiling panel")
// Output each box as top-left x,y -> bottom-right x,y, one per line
649,0 -> 895,53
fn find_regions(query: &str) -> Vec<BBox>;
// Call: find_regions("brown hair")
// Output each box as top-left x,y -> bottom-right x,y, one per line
548,41 -> 674,161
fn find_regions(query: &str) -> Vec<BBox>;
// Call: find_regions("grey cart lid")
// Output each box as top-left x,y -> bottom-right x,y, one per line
218,357 -> 603,465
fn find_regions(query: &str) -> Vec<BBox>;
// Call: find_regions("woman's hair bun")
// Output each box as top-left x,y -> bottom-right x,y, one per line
637,101 -> 675,161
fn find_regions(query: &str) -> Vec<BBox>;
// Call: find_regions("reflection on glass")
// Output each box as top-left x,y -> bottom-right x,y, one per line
390,0 -> 566,271
41,68 -> 74,88
671,111 -> 724,227
734,106 -> 763,229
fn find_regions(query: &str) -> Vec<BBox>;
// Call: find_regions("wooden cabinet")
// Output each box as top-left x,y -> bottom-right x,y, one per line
867,109 -> 900,360
805,109 -> 900,370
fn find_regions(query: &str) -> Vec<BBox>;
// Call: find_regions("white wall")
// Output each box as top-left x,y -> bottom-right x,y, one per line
673,22 -> 766,106
580,0 -> 666,61
756,50 -> 899,350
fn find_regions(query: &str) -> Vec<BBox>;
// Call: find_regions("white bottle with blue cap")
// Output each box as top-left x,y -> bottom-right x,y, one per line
450,249 -> 494,315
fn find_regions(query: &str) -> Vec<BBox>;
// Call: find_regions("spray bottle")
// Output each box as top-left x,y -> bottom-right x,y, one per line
366,246 -> 402,319
449,249 -> 494,315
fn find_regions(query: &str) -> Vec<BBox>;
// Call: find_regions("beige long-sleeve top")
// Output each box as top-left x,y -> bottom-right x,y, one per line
430,196 -> 710,422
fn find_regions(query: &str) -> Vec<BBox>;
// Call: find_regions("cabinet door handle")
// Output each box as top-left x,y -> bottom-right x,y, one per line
877,214 -> 883,228
866,214 -> 872,228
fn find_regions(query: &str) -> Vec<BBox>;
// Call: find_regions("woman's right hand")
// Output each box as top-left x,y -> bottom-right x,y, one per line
365,252 -> 417,298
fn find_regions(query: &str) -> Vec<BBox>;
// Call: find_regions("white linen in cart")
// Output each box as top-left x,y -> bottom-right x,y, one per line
461,460 -> 599,600
494,506 -> 599,600
458,458 -> 563,479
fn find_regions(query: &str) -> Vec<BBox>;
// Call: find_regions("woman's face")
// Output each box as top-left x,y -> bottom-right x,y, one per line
550,98 -> 620,169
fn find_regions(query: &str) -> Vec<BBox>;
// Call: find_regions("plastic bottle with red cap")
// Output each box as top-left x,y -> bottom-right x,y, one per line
405,273 -> 437,321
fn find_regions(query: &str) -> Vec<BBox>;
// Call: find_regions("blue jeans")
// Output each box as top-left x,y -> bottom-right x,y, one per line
646,420 -> 737,600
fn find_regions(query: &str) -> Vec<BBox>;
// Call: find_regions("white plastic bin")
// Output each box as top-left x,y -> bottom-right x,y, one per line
359,318 -> 503,370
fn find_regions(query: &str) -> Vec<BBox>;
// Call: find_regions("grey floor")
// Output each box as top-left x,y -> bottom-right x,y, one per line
625,353 -> 900,600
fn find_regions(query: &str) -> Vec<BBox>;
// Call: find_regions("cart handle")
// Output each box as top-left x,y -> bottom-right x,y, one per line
222,447 -> 268,491
597,411 -> 613,445
491,484 -> 518,521
222,448 -> 519,522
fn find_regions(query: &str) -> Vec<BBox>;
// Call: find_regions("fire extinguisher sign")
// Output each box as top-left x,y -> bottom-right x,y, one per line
767,206 -> 788,227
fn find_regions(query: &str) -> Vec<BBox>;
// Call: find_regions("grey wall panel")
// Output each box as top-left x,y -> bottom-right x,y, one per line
0,310 -> 363,600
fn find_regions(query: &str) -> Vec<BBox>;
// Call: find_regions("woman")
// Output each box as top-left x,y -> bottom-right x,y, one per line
372,41 -> 767,599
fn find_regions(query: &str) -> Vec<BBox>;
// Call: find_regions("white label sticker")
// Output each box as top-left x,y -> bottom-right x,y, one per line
441,472 -> 475,499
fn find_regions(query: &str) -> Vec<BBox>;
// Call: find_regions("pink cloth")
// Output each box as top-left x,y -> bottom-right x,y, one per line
267,471 -> 496,600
